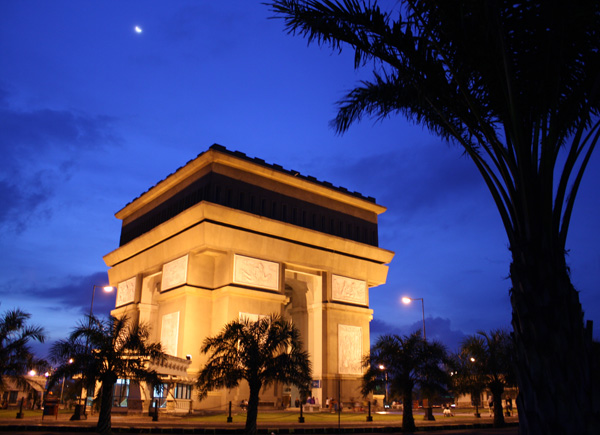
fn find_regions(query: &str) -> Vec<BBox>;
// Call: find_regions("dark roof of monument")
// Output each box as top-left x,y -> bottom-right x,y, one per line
122,143 -> 377,210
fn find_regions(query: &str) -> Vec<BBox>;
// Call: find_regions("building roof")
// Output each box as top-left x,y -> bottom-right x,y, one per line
119,144 -> 378,214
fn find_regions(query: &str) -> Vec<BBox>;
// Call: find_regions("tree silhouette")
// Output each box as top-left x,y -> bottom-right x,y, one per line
267,1 -> 600,433
449,352 -> 487,418
0,308 -> 46,393
362,331 -> 449,432
49,315 -> 165,435
197,314 -> 311,435
457,329 -> 515,427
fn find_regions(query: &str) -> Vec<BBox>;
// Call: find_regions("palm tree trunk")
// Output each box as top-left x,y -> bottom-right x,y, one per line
96,379 -> 115,435
489,381 -> 504,428
402,389 -> 415,432
245,381 -> 261,435
510,242 -> 598,434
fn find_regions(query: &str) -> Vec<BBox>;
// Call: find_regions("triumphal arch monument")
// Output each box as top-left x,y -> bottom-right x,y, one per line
104,144 -> 394,412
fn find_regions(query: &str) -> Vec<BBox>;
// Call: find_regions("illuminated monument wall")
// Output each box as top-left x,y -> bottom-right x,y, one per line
104,144 -> 394,411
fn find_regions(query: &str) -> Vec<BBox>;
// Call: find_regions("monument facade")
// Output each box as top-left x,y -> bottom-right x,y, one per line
104,144 -> 394,412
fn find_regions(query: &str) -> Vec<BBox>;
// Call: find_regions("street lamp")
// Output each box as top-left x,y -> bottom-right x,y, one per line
43,371 -> 49,404
402,297 -> 433,419
86,285 -> 114,406
60,358 -> 74,405
378,365 -> 389,409
401,297 -> 426,340
72,285 -> 115,421
90,285 -> 115,317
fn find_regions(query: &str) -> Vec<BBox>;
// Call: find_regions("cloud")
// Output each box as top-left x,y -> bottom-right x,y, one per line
304,140 -> 488,232
370,317 -> 407,336
1,270 -> 113,318
21,271 -> 114,317
0,107 -> 116,155
1,270 -> 116,358
360,147 -> 480,213
370,316 -> 468,353
0,84 -> 118,158
0,86 -> 119,231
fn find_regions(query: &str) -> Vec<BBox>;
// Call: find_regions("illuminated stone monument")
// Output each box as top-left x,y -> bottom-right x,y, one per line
104,144 -> 394,412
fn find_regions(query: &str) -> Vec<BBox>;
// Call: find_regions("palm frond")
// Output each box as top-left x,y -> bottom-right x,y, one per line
362,331 -> 449,397
0,308 -> 46,391
197,314 -> 312,400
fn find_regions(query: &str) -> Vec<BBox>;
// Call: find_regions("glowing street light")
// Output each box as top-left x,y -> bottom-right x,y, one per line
402,296 -> 426,340
378,365 -> 389,408
72,285 -> 115,421
60,358 -> 74,405
90,285 -> 115,317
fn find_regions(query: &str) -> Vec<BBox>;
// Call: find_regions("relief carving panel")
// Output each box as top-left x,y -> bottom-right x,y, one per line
338,324 -> 362,374
116,276 -> 136,307
161,255 -> 188,291
332,275 -> 366,305
161,312 -> 179,357
233,255 -> 279,290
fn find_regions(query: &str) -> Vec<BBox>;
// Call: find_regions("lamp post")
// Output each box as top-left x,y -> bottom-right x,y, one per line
402,296 -> 434,420
401,297 -> 426,340
43,371 -> 49,405
71,285 -> 114,421
90,285 -> 115,317
60,358 -> 74,405
378,364 -> 388,409
84,286 -> 115,410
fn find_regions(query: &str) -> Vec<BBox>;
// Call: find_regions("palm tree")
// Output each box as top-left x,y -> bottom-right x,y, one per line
0,308 -> 46,393
267,1 -> 600,433
457,330 -> 515,427
49,314 -> 165,435
449,352 -> 487,418
361,331 -> 449,432
197,314 -> 311,435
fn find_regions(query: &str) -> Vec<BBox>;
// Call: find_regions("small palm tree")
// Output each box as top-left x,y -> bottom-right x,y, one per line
362,331 -> 449,432
197,314 -> 312,435
460,330 -> 515,427
0,308 -> 46,393
49,314 -> 165,435
449,352 -> 488,417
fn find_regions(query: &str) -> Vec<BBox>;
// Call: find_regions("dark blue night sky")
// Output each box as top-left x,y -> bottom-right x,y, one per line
1,1 -> 598,356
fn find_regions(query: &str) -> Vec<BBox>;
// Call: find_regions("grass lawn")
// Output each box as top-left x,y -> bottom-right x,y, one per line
0,408 -> 75,419
0,406 -> 515,426
180,407 -> 505,425
183,411 -> 402,424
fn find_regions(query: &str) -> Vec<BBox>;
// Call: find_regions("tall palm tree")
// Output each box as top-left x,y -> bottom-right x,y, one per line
361,331 -> 449,432
267,1 -> 600,433
197,314 -> 311,435
459,330 -> 515,427
0,308 -> 46,393
49,315 -> 165,435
